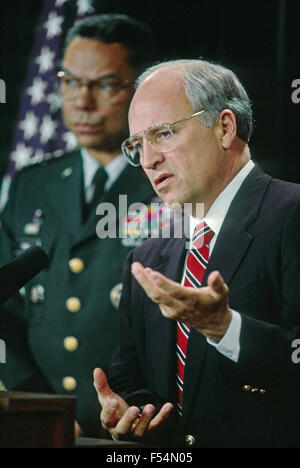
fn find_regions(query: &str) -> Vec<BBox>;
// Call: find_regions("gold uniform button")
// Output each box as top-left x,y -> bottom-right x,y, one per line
62,376 -> 77,391
66,297 -> 82,313
259,388 -> 267,395
185,434 -> 195,446
242,385 -> 251,392
69,258 -> 85,274
110,283 -> 123,309
64,336 -> 79,352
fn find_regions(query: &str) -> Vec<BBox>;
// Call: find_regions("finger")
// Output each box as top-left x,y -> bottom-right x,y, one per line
101,399 -> 120,429
93,368 -> 120,429
148,402 -> 173,432
131,263 -> 173,306
207,271 -> 228,296
132,263 -> 186,307
131,404 -> 156,437
148,270 -> 187,297
147,271 -> 204,323
114,406 -> 140,439
133,263 -> 179,294
74,420 -> 84,437
93,368 -> 112,402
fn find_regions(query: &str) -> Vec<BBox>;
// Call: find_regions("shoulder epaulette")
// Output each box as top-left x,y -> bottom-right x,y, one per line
15,149 -> 80,175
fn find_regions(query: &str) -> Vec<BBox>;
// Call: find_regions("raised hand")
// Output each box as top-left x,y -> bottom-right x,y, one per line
93,368 -> 173,441
131,262 -> 232,342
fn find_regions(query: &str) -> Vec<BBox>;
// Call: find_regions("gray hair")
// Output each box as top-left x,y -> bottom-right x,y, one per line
136,59 -> 253,142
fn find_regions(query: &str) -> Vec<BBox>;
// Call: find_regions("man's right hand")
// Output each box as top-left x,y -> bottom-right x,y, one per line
93,368 -> 173,441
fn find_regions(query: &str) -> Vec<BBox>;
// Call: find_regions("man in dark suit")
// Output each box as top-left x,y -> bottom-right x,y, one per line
0,14 -> 156,437
94,59 -> 300,447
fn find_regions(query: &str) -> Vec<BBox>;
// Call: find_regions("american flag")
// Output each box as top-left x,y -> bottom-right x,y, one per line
1,0 -> 96,206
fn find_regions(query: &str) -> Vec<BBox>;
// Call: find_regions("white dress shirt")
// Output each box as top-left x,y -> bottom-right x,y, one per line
183,159 -> 255,362
81,148 -> 128,203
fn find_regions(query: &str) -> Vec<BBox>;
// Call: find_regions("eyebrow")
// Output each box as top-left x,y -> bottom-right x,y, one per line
131,122 -> 173,138
131,109 -> 206,138
61,67 -> 122,81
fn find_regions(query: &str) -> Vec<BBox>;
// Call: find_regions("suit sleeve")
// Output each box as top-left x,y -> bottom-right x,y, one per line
0,175 -> 53,393
107,251 -> 182,445
218,202 -> 300,399
108,250 -> 158,407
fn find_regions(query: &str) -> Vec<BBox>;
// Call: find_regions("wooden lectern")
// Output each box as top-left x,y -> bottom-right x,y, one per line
0,391 -> 76,448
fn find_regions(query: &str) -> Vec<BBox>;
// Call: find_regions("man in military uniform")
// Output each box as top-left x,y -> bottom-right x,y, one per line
0,14 -> 156,437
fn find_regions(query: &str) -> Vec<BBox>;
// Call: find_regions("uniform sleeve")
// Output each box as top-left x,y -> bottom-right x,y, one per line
0,174 -> 53,393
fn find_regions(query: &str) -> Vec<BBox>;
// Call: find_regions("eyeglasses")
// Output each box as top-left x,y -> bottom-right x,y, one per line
121,110 -> 206,167
56,70 -> 133,102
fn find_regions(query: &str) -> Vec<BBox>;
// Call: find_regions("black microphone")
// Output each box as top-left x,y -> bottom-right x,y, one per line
0,246 -> 49,306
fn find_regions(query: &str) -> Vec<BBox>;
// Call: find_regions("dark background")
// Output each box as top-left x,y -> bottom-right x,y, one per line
0,0 -> 299,182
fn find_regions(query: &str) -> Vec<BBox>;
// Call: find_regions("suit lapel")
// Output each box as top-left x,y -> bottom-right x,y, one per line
203,166 -> 272,286
182,166 -> 272,422
44,151 -> 83,239
147,236 -> 187,402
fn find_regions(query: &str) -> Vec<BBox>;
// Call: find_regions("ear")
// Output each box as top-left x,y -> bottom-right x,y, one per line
218,109 -> 237,150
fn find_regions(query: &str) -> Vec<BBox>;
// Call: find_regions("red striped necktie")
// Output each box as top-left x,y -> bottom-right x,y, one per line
176,221 -> 214,416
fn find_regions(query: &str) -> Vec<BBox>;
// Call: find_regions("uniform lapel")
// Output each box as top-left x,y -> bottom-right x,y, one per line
75,164 -> 154,244
44,151 -> 83,239
182,165 -> 272,422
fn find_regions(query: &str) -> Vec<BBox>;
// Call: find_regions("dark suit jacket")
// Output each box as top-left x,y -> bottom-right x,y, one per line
0,150 -> 155,437
108,166 -> 300,448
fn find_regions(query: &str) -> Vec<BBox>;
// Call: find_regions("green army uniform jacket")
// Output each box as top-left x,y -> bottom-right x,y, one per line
0,150 -> 155,437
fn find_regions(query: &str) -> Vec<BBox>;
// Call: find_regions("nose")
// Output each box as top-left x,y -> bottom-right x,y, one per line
74,85 -> 96,110
141,140 -> 165,170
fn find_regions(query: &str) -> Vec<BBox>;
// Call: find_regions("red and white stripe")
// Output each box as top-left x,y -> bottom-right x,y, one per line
176,221 -> 214,416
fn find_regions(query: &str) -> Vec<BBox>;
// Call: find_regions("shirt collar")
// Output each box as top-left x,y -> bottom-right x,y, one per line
80,147 -> 128,192
189,159 -> 255,238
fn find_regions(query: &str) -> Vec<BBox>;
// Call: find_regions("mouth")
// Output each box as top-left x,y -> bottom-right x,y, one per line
69,112 -> 104,131
154,173 -> 174,190
74,122 -> 103,134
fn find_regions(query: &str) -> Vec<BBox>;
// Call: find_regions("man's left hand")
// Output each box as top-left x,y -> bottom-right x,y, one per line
131,262 -> 232,342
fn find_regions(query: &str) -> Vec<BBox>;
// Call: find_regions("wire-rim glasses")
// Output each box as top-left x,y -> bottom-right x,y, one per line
56,70 -> 133,102
121,109 -> 206,167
